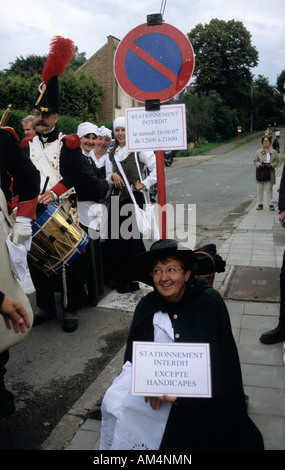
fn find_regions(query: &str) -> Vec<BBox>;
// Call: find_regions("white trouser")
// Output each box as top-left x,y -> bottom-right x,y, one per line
257,181 -> 273,206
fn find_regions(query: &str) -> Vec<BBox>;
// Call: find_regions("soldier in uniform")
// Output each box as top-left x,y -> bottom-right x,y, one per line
23,36 -> 84,333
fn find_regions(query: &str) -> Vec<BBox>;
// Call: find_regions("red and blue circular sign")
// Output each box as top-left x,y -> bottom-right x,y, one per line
114,22 -> 195,103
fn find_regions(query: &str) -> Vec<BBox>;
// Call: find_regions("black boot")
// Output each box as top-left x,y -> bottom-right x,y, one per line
261,261 -> 285,344
0,366 -> 15,417
259,326 -> 285,344
88,398 -> 102,420
33,306 -> 56,326
117,281 -> 140,294
62,311 -> 78,332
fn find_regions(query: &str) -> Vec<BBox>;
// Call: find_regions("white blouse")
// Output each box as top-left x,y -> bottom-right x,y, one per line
110,146 -> 157,190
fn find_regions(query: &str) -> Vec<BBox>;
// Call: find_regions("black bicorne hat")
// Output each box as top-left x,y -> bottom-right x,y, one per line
34,76 -> 59,114
33,36 -> 74,114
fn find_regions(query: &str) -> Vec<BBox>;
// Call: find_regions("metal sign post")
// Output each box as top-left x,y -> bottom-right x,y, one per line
114,14 -> 195,238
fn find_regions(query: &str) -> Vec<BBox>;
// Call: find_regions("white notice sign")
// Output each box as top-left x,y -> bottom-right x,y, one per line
132,342 -> 212,398
125,104 -> 187,152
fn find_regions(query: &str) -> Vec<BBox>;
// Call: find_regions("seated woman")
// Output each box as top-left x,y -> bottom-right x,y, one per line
100,239 -> 264,450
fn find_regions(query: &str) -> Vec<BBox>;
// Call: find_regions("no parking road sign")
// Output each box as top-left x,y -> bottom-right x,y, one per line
114,22 -> 195,103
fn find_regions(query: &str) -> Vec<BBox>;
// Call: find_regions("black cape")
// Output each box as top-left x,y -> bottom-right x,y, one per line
124,279 -> 264,450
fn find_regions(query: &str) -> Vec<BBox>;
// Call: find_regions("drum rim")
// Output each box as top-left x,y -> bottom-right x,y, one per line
32,203 -> 58,236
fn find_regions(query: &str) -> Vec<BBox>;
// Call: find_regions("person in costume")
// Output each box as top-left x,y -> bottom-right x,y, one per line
91,126 -> 113,179
24,36 -> 84,333
76,122 -> 109,306
0,127 -> 40,416
106,117 -> 157,292
89,125 -> 113,282
90,125 -> 113,220
100,239 -> 264,450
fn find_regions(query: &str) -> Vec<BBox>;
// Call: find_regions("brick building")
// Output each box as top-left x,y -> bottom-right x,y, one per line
75,35 -> 140,123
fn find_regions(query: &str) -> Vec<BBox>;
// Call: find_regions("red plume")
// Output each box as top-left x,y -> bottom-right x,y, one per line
42,36 -> 74,84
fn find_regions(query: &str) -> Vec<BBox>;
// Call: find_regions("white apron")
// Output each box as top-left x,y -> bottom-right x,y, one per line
99,312 -> 173,450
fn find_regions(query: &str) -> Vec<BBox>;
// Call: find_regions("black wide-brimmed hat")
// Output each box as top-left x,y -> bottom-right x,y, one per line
33,36 -> 74,114
126,239 -> 197,286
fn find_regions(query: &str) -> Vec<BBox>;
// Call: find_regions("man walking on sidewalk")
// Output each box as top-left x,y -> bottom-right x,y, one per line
260,165 -> 285,344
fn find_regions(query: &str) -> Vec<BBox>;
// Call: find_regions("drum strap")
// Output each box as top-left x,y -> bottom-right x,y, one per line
59,187 -> 80,225
62,266 -> 68,309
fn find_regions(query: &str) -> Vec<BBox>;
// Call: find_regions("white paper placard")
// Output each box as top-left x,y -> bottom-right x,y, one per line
132,342 -> 212,398
125,104 -> 187,152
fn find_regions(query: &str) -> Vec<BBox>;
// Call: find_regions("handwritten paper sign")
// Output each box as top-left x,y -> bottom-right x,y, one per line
132,342 -> 212,398
125,104 -> 187,152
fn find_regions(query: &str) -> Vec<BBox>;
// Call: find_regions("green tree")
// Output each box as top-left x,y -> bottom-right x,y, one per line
276,70 -> 285,93
183,90 -> 239,143
0,50 -> 101,120
187,19 -> 258,109
252,75 -> 283,129
183,92 -> 214,143
68,46 -> 87,72
0,73 -> 41,112
5,55 -> 46,77
4,45 -> 87,77
59,71 -> 102,121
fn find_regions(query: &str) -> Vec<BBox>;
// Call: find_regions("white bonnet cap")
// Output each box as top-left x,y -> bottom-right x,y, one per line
77,122 -> 98,138
113,117 -> 125,130
97,126 -> 112,139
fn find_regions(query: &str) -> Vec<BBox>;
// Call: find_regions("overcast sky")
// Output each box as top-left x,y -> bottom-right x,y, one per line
1,0 -> 284,86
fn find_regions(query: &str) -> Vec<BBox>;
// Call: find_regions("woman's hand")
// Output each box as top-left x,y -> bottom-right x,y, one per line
135,182 -> 145,191
144,395 -> 177,410
0,296 -> 31,333
260,163 -> 271,168
112,173 -> 125,189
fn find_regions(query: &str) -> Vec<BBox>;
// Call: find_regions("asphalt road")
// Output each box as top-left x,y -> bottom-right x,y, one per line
166,131 -> 283,248
0,130 -> 283,450
0,295 -> 133,450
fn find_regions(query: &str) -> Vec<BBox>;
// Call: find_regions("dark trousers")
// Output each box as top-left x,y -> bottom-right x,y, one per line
0,350 -> 9,370
0,350 -> 9,385
28,255 -> 82,312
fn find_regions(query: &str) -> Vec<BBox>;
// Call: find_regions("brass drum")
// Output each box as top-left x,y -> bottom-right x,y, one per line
29,203 -> 89,277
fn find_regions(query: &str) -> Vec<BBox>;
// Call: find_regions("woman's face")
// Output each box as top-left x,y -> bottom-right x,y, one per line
114,126 -> 126,147
81,133 -> 96,153
152,258 -> 191,303
94,135 -> 111,157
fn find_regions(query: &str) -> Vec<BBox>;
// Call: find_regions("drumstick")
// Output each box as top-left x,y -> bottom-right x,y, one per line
36,176 -> 50,215
42,176 -> 50,194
